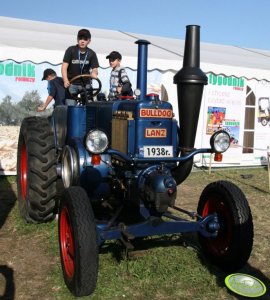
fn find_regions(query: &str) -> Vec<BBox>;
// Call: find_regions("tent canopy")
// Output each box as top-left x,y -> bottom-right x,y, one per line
1,16 -> 270,80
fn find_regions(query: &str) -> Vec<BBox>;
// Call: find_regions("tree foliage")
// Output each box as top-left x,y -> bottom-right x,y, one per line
0,95 -> 16,125
0,90 -> 50,125
16,90 -> 42,114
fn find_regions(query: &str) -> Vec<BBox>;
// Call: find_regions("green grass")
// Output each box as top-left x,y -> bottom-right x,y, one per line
2,167 -> 270,299
48,236 -> 230,300
0,175 -> 16,185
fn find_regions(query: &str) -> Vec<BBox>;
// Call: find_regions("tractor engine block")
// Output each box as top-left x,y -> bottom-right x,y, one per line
139,166 -> 177,213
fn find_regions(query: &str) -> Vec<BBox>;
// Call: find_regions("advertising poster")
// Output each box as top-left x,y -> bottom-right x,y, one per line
222,119 -> 240,147
202,74 -> 246,165
206,106 -> 226,135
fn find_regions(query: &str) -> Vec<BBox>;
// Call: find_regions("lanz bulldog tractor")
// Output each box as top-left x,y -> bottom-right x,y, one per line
17,25 -> 254,297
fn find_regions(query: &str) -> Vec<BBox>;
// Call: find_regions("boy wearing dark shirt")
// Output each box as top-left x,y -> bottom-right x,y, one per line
61,28 -> 99,97
37,68 -> 66,112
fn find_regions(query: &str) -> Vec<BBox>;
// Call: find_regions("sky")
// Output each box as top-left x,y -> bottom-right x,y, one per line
1,0 -> 270,50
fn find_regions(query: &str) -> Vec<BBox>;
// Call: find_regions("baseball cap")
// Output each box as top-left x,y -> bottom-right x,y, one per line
42,68 -> 56,80
106,51 -> 122,61
77,28 -> 91,39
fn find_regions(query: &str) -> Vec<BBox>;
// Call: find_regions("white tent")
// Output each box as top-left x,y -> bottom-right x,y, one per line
1,16 -> 270,80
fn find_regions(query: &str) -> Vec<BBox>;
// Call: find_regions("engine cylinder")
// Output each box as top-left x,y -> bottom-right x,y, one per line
139,166 -> 177,213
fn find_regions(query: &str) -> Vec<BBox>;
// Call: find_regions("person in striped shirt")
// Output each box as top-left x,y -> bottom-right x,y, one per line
106,51 -> 133,99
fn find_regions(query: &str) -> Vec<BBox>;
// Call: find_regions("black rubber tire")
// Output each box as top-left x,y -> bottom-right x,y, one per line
197,180 -> 253,272
17,116 -> 57,223
58,186 -> 98,297
261,118 -> 268,126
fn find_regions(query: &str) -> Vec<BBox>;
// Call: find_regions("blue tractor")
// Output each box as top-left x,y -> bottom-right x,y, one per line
17,25 -> 253,297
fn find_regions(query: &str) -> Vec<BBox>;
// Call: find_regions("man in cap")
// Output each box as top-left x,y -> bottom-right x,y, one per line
106,51 -> 133,99
61,28 -> 99,98
37,68 -> 66,112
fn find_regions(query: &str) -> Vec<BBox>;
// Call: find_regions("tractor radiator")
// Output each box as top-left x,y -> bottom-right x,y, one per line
111,111 -> 133,154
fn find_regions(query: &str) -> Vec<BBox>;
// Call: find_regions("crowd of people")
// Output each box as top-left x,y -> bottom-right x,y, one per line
38,28 -> 133,111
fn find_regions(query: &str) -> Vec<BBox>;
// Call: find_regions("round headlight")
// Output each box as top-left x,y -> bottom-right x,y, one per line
134,88 -> 141,97
210,130 -> 230,153
85,129 -> 108,154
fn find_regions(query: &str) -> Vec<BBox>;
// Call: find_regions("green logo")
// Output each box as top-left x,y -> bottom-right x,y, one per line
224,120 -> 240,126
0,62 -> 35,81
225,273 -> 266,297
208,74 -> 244,87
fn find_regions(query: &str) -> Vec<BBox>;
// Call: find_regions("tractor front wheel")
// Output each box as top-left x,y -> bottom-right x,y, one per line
197,180 -> 253,272
58,186 -> 98,297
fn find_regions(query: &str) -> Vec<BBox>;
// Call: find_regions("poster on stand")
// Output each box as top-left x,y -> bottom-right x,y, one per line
202,74 -> 245,165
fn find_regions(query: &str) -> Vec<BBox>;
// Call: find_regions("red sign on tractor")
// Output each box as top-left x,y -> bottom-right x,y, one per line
140,109 -> 173,118
145,128 -> 167,138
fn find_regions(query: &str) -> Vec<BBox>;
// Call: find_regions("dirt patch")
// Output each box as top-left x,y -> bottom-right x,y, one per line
0,180 -> 57,300
0,126 -> 19,174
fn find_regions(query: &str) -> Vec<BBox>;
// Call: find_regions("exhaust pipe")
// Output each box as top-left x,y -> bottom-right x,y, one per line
172,25 -> 208,185
135,39 -> 151,100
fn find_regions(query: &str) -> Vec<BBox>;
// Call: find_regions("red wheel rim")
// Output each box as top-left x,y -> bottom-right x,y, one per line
60,206 -> 75,279
201,196 -> 233,256
20,143 -> 27,200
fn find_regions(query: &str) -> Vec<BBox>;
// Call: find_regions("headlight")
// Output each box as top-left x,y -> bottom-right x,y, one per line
134,88 -> 141,97
85,129 -> 108,154
210,130 -> 230,153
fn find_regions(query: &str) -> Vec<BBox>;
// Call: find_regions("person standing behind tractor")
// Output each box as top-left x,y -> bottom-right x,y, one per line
37,68 -> 66,112
106,51 -> 133,99
61,28 -> 99,98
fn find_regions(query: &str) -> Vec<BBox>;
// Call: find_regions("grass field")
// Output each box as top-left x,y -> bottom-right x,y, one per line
1,167 -> 270,299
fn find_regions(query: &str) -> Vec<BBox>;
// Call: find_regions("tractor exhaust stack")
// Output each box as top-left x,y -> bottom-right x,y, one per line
135,39 -> 151,100
173,25 -> 208,184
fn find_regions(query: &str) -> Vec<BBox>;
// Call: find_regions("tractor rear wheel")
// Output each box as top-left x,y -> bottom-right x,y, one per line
197,180 -> 253,272
58,186 -> 98,297
17,117 -> 57,223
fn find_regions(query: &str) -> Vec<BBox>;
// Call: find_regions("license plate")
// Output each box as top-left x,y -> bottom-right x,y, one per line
143,146 -> 173,158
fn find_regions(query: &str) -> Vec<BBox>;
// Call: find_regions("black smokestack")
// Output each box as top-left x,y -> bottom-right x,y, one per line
174,25 -> 207,149
172,25 -> 207,185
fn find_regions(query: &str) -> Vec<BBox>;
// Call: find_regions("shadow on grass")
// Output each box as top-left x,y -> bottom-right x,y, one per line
0,174 -> 16,229
181,231 -> 270,299
99,234 -> 187,262
0,265 -> 15,300
198,259 -> 270,300
100,232 -> 270,299
99,233 -> 207,266
214,168 -> 270,195
0,172 -> 16,300
183,236 -> 270,299
239,264 -> 270,300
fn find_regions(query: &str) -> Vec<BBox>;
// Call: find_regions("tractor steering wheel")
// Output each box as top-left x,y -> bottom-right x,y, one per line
69,74 -> 102,103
